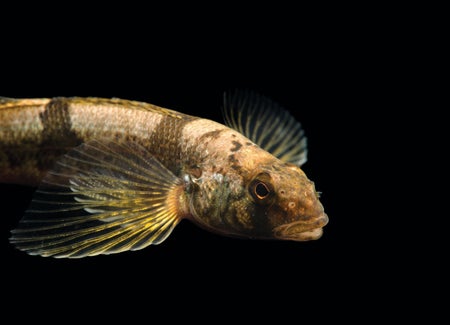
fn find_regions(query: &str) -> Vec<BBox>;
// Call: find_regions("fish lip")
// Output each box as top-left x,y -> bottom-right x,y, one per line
273,213 -> 329,241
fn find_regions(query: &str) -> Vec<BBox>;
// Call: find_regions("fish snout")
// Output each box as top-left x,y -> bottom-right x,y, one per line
273,213 -> 329,241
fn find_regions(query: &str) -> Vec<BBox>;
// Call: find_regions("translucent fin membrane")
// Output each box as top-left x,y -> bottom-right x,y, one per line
222,90 -> 307,166
10,140 -> 183,258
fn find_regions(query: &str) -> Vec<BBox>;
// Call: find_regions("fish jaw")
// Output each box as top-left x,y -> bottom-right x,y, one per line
273,213 -> 329,241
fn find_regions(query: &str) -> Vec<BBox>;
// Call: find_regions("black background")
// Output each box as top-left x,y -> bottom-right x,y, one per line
0,9 -> 407,322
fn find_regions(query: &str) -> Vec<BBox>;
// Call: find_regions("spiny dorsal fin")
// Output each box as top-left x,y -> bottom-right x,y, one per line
10,140 -> 184,258
222,90 -> 307,166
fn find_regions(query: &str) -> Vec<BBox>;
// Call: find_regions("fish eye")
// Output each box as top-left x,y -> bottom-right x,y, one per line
249,173 -> 273,204
254,182 -> 270,199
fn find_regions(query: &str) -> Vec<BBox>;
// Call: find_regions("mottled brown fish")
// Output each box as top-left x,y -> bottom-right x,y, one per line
0,91 -> 328,258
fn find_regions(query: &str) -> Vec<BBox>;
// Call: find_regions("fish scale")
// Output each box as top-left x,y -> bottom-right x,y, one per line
1,93 -> 328,258
146,114 -> 197,175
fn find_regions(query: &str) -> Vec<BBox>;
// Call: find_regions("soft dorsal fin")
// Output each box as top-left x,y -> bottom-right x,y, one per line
222,90 -> 307,166
0,97 -> 15,104
10,140 -> 184,258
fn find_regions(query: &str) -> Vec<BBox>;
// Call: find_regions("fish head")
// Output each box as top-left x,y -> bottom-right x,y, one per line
187,160 -> 328,242
240,162 -> 328,241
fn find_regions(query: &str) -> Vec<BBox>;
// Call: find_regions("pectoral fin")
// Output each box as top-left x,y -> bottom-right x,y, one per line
222,90 -> 307,166
10,140 -> 184,258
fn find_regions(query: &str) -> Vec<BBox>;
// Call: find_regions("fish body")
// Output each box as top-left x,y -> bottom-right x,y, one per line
0,93 -> 328,258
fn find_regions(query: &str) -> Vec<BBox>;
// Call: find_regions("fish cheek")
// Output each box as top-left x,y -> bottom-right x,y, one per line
265,204 -> 291,232
230,197 -> 255,232
238,202 -> 278,238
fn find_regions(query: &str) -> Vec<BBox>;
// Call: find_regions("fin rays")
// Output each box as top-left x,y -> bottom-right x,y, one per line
222,90 -> 308,166
10,140 -> 183,258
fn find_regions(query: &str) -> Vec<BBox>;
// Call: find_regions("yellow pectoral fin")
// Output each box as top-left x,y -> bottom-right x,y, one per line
10,140 -> 184,258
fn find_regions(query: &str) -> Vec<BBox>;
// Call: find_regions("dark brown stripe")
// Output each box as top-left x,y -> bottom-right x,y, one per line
37,98 -> 84,170
146,114 -> 197,175
39,98 -> 83,147
3,148 -> 64,185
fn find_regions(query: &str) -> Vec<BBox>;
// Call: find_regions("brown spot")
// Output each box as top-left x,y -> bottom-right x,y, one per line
228,154 -> 242,171
246,142 -> 253,146
232,134 -> 236,137
272,164 -> 281,172
230,164 -> 242,172
198,129 -> 224,142
230,140 -> 242,152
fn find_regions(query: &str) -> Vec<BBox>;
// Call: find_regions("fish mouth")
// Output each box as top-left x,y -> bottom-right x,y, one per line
273,213 -> 329,241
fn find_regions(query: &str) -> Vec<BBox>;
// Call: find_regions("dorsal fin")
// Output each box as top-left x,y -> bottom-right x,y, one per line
0,97 -> 16,104
222,90 -> 307,166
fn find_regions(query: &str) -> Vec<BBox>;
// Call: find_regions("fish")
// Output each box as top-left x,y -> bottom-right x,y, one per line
0,91 -> 328,258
